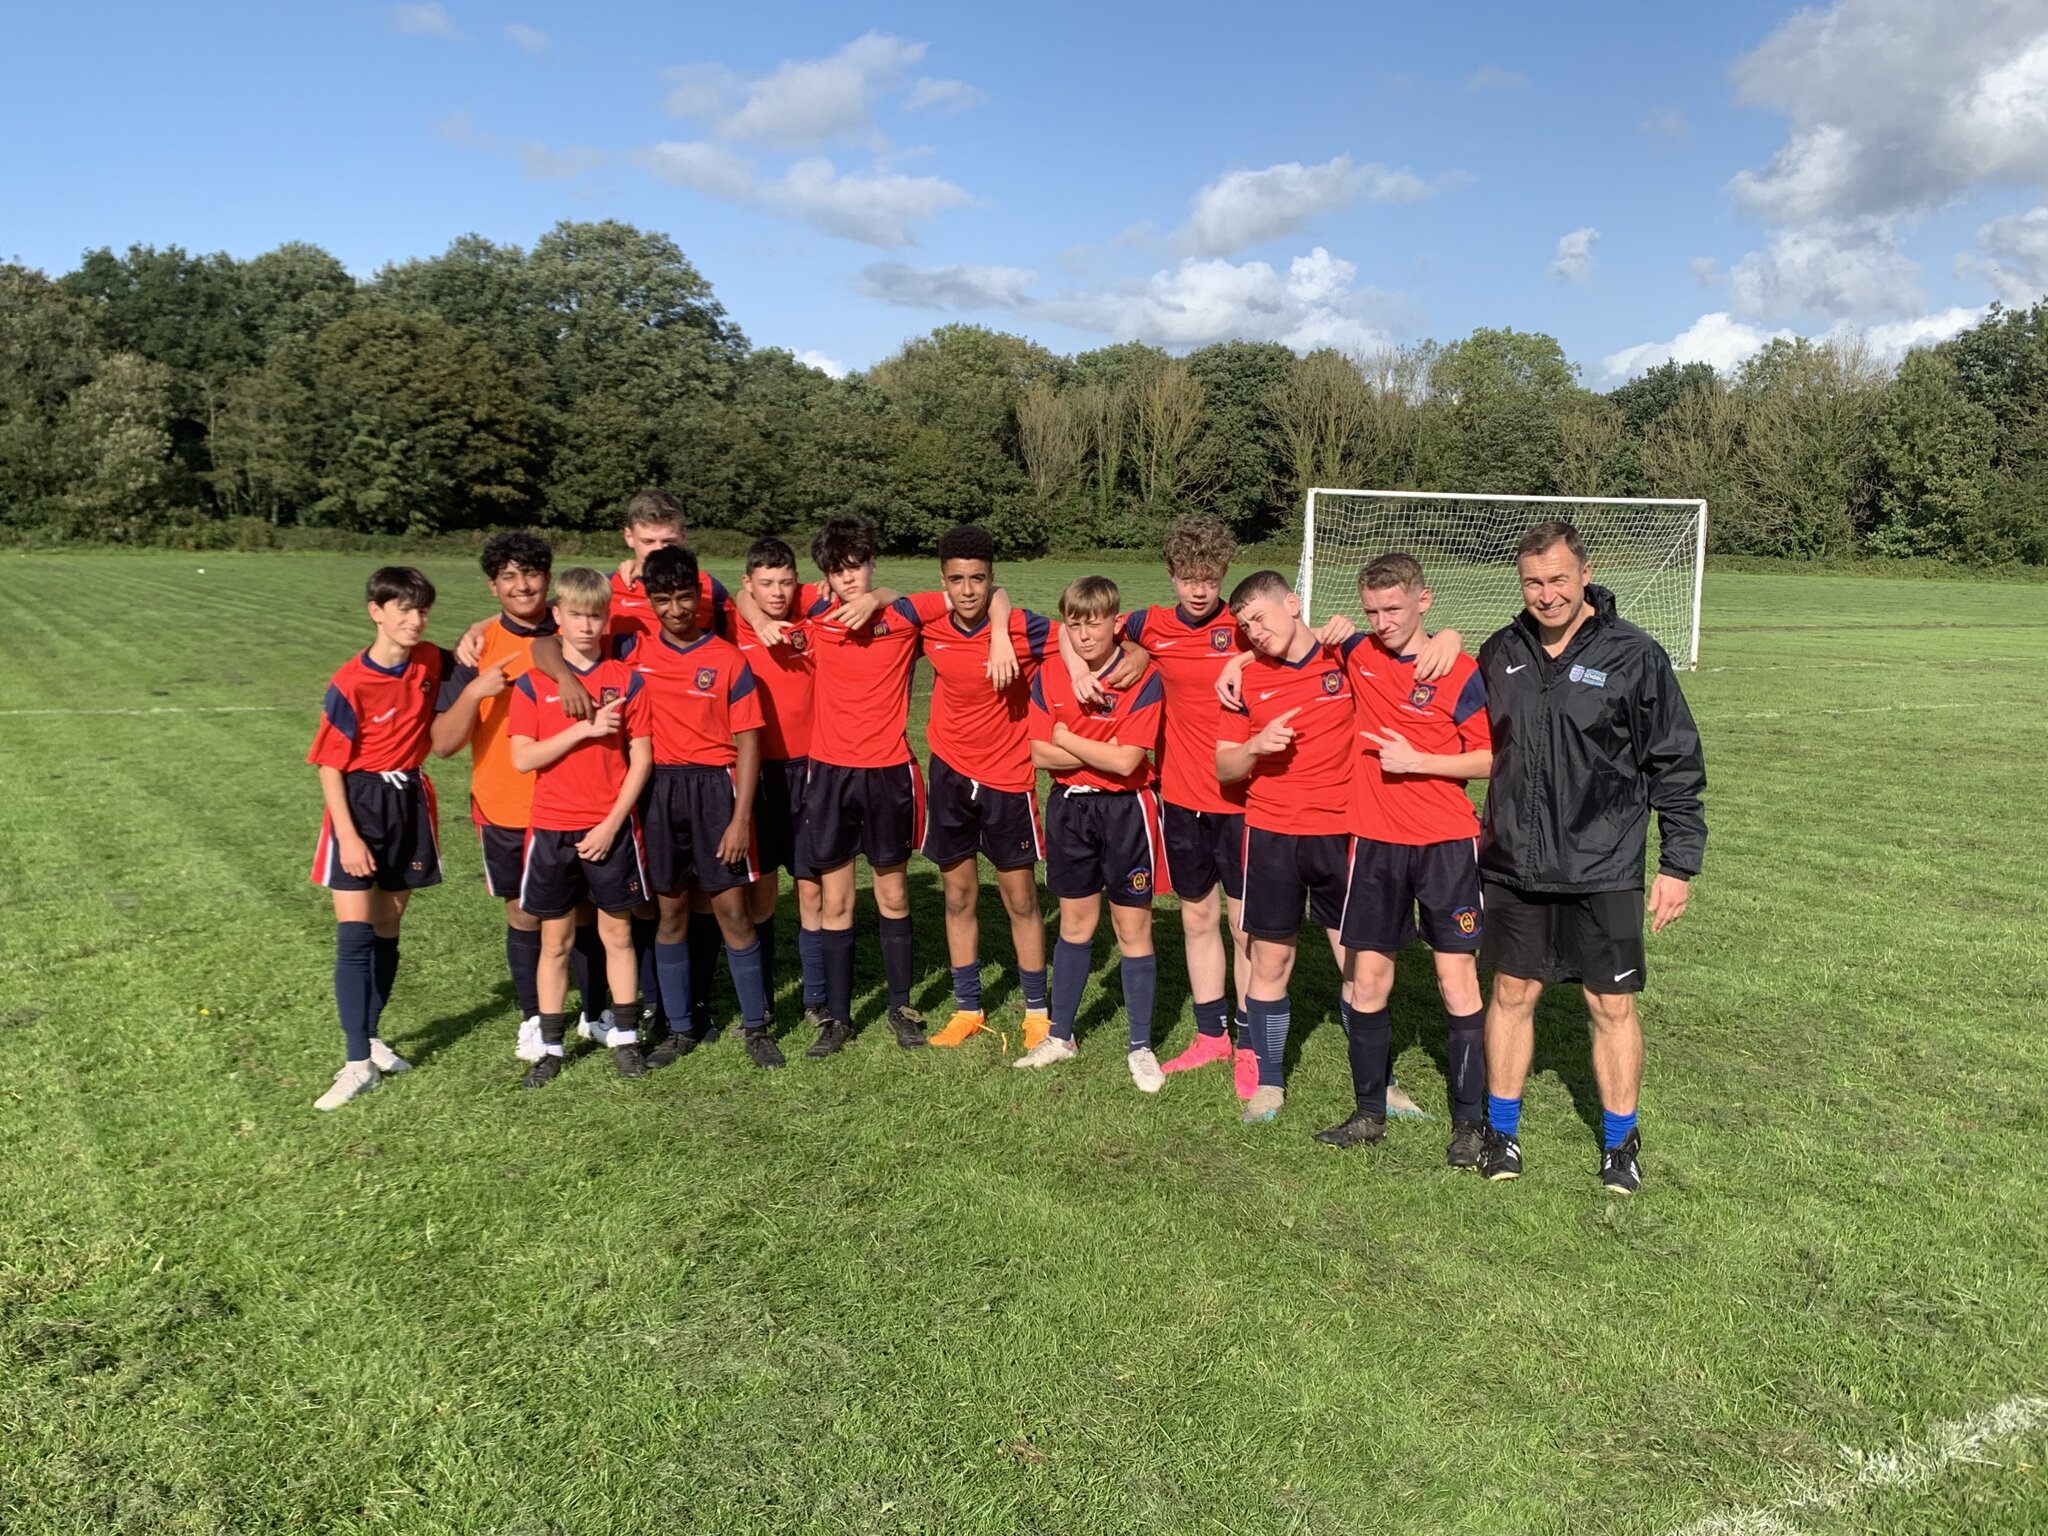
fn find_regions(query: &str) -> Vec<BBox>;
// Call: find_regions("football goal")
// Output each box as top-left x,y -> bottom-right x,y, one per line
1296,489 -> 1709,670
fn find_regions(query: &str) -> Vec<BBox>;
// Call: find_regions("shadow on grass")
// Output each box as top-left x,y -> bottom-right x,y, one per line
398,986 -> 513,1067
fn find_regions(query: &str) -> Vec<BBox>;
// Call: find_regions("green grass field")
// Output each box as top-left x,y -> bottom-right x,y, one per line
4,552 -> 2045,1535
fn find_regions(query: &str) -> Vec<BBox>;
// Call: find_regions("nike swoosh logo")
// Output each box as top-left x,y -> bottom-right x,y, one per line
1258,689 -> 1280,700
1613,968 -> 1638,982
1506,664 -> 1527,674
1153,640 -> 1177,648
371,708 -> 397,723
544,695 -> 560,704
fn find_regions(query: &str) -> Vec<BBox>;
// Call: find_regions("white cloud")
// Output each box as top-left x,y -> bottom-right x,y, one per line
1643,109 -> 1690,139
1467,65 -> 1528,92
1547,227 -> 1599,283
795,350 -> 847,378
1601,313 -> 1797,382
1690,256 -> 1722,286
1727,224 -> 1923,321
664,32 -> 927,150
1962,205 -> 2048,304
505,22 -> 547,55
1178,156 -> 1431,257
1840,305 -> 1989,355
906,77 -> 984,112
856,246 -> 1406,354
392,3 -> 461,40
516,143 -> 602,180
640,142 -> 977,246
856,263 -> 1040,309
1729,1 -> 2048,226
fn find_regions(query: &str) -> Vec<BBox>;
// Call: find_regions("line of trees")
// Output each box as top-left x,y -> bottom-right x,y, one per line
4,219 -> 2045,563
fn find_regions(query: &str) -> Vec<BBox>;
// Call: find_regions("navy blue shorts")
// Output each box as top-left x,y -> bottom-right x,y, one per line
520,822 -> 650,919
802,759 -> 925,871
754,755 -> 813,879
475,817 -> 526,900
1339,837 -> 1483,954
643,764 -> 758,895
1160,801 -> 1244,903
1043,786 -> 1167,907
311,770 -> 443,893
921,752 -> 1043,871
1238,825 -> 1350,941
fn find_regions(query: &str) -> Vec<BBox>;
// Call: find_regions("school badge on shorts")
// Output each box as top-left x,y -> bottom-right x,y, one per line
694,667 -> 717,691
1128,867 -> 1151,893
1409,682 -> 1437,708
1453,906 -> 1478,935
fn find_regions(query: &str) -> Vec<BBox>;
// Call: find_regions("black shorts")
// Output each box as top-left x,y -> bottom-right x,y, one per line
311,770 -> 443,893
1479,882 -> 1646,994
1160,802 -> 1245,903
643,764 -> 758,895
1238,825 -> 1351,941
802,759 -> 925,871
1043,787 -> 1167,907
475,817 -> 526,900
520,823 -> 650,919
755,756 -> 813,879
922,753 -> 1043,871
1340,837 -> 1483,955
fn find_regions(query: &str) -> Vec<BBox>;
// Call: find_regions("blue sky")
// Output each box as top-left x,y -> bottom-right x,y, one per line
6,1 -> 2046,383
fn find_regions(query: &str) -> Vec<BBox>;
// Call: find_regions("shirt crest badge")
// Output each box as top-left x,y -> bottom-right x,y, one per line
1210,629 -> 1233,651
694,667 -> 717,691
1323,671 -> 1344,695
1409,682 -> 1437,708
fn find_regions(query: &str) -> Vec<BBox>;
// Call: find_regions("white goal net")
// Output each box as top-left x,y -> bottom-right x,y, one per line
1297,489 -> 1708,670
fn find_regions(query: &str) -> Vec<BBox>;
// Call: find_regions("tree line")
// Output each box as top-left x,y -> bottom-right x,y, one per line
3,218 -> 2044,563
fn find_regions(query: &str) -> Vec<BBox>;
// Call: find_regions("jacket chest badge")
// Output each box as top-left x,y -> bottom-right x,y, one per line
1568,665 -> 1608,688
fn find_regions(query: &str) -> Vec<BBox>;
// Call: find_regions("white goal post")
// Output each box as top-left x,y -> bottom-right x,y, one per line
1296,489 -> 1709,670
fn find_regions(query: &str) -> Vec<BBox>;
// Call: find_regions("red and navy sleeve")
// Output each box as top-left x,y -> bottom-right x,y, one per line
1027,672 -> 1054,741
705,573 -> 733,639
623,670 -> 652,739
1451,664 -> 1491,745
906,591 -> 951,626
1122,607 -> 1149,645
504,675 -> 540,738
728,659 -> 764,734
307,676 -> 359,769
1123,671 -> 1167,751
1015,608 -> 1054,660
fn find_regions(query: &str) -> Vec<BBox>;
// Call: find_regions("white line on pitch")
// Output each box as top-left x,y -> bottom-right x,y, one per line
0,705 -> 299,718
1717,701 -> 1977,722
1664,1390 -> 2048,1536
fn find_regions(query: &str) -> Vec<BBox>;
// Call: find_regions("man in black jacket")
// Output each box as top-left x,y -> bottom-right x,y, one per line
1474,521 -> 1706,1193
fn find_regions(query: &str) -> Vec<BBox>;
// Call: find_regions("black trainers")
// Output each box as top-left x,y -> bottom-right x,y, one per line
1478,1125 -> 1522,1181
1600,1130 -> 1642,1195
886,1005 -> 927,1050
644,1031 -> 701,1070
1447,1119 -> 1487,1169
800,1004 -> 831,1033
521,1055 -> 565,1089
742,1028 -> 786,1069
806,1018 -> 855,1058
1312,1109 -> 1387,1148
611,1042 -> 648,1079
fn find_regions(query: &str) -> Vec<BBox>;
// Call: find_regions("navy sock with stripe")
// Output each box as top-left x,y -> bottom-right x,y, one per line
1120,953 -> 1157,1050
654,941 -> 693,1036
1446,1009 -> 1487,1122
1018,966 -> 1047,1013
1249,995 -> 1290,1088
950,962 -> 982,1013
1344,1004 -> 1393,1118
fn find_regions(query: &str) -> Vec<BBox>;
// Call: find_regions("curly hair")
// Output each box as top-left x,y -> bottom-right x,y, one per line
936,524 -> 997,569
1161,515 -> 1237,579
480,530 -> 553,580
641,545 -> 701,597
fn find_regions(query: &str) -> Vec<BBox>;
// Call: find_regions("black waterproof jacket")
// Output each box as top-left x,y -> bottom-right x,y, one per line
1476,586 -> 1706,893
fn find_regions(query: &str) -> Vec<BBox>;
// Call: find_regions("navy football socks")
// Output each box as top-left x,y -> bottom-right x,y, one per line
879,914 -> 914,1011
1018,965 -> 1047,1013
1447,1009 -> 1487,1122
630,915 -> 661,1030
724,939 -> 770,1033
572,921 -> 610,1022
1344,1004 -> 1393,1118
1049,937 -> 1090,1042
334,921 -> 376,1061
654,941 -> 693,1035
1193,996 -> 1229,1038
821,927 -> 855,1025
1247,995 -> 1290,1088
798,926 -> 826,1010
752,919 -> 777,1019
950,962 -> 982,1013
369,934 -> 399,1034
1121,953 -> 1157,1050
687,912 -> 720,1031
505,925 -> 541,1019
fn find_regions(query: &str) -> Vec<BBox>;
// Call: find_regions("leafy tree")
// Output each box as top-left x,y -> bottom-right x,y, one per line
1730,337 -> 1885,558
0,265 -> 103,526
1185,341 -> 1293,537
48,353 -> 184,539
1427,327 -> 1579,492
1867,349 -> 1997,558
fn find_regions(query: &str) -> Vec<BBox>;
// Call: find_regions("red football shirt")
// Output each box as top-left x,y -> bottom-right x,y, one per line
308,644 -> 453,774
921,607 -> 1054,793
1028,661 -> 1165,793
731,599 -> 818,761
803,591 -> 951,768
1216,642 -> 1358,835
615,630 -> 763,767
505,658 -> 652,831
1340,635 -> 1492,845
607,568 -> 732,644
1122,603 -> 1248,815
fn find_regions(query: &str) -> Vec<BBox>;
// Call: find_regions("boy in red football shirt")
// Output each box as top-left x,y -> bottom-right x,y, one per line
625,547 -> 783,1070
1215,570 -> 1361,1125
1318,554 -> 1493,1160
919,525 -> 1056,1049
1021,576 -> 1169,1090
505,567 -> 656,1084
306,567 -> 456,1111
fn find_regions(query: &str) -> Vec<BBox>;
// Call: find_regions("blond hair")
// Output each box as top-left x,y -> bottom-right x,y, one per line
553,566 -> 612,616
1059,574 -> 1121,621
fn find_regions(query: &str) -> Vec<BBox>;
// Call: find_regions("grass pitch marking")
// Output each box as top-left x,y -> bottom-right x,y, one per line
1666,1391 -> 2048,1536
0,705 -> 300,717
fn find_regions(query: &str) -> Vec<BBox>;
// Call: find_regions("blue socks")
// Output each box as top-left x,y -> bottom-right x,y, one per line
654,940 -> 693,1035
1049,937 -> 1090,1041
725,939 -> 769,1032
1121,953 -> 1156,1049
879,914 -> 914,1010
1343,1004 -> 1392,1118
822,927 -> 855,1025
687,912 -> 720,1031
574,920 -> 611,1022
1603,1108 -> 1638,1150
798,926 -> 826,1009
629,915 -> 659,1028
1247,996 -> 1289,1088
1446,1010 -> 1487,1122
1487,1094 -> 1522,1137
505,925 -> 541,1019
334,921 -> 376,1060
369,935 -> 399,1035
951,962 -> 982,1012
753,919 -> 777,1020
1019,966 -> 1047,1013
1193,996 -> 1228,1038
